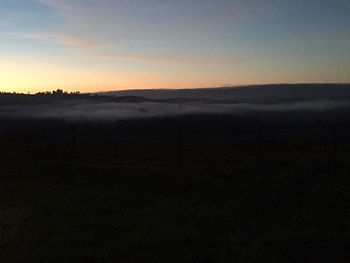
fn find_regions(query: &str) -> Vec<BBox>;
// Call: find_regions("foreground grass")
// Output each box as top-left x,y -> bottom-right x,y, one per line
1,114 -> 350,262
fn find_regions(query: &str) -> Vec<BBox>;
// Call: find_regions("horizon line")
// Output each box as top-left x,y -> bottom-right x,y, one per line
1,82 -> 350,95
96,82 -> 350,94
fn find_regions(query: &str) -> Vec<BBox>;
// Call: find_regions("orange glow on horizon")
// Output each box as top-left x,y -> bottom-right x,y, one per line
0,56 -> 238,93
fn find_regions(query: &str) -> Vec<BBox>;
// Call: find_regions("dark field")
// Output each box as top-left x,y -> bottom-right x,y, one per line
1,110 -> 350,262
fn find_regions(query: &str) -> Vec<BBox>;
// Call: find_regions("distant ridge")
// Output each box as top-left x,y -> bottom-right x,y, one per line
1,84 -> 350,106
99,84 -> 350,104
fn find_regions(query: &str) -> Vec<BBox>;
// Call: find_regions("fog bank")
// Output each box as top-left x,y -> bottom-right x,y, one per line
0,100 -> 348,121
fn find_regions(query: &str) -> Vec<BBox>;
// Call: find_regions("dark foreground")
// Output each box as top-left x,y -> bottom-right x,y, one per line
1,110 -> 350,263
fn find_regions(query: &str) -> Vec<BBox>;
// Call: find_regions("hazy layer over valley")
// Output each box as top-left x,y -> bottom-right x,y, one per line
1,84 -> 349,121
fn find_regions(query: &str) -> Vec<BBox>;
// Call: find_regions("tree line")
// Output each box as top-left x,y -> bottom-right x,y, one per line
0,89 -> 81,95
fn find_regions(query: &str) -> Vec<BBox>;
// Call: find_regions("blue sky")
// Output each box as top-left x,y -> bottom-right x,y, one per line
0,0 -> 349,92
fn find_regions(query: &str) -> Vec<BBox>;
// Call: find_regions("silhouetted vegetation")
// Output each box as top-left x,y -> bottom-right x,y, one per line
0,89 -> 81,96
1,85 -> 350,262
1,106 -> 350,262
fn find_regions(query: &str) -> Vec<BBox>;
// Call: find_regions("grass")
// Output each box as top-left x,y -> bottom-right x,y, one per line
0,113 -> 350,262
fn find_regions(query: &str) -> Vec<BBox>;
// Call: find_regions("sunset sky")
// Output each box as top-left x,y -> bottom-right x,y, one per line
1,0 -> 350,93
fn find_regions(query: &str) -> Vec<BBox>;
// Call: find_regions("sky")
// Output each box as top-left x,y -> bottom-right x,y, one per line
0,0 -> 350,93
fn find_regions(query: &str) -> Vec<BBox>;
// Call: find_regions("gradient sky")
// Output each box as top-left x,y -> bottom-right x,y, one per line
1,0 -> 350,93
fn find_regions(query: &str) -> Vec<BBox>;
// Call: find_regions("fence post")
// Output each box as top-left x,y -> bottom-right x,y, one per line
150,131 -> 155,165
332,126 -> 338,181
177,123 -> 183,171
71,124 -> 77,161
257,116 -> 264,173
114,126 -> 119,160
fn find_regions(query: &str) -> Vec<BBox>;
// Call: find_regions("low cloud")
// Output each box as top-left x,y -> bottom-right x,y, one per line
21,33 -> 101,48
34,0 -> 264,64
0,100 -> 348,122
